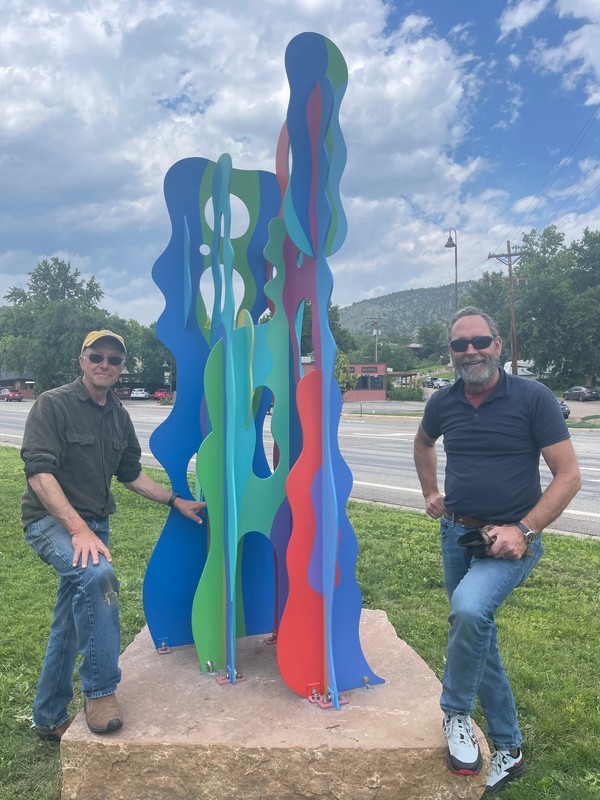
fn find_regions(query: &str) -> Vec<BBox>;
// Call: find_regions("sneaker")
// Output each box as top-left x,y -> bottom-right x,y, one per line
33,719 -> 72,742
485,748 -> 526,794
443,713 -> 483,775
84,693 -> 123,734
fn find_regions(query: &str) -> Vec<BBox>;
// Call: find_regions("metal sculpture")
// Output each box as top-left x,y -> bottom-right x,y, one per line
143,32 -> 383,708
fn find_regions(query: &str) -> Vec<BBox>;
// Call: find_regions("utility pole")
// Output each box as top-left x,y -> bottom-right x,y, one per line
370,318 -> 381,363
487,241 -> 527,375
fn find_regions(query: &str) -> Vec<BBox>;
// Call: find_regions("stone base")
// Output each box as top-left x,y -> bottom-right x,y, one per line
60,609 -> 488,799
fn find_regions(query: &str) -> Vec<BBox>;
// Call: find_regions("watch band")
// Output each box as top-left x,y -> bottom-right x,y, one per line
167,492 -> 180,508
515,522 -> 538,543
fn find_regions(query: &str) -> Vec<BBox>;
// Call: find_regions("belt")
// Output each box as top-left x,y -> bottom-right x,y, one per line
448,512 -> 508,529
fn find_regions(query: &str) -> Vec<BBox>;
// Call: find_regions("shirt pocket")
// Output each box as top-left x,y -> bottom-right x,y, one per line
63,430 -> 96,474
105,436 -> 129,476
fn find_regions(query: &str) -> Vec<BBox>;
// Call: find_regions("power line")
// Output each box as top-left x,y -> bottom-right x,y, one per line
494,102 -> 600,249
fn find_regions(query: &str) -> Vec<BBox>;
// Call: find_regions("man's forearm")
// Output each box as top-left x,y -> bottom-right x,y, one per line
522,472 -> 581,532
123,470 -> 173,505
414,435 -> 439,497
27,473 -> 90,536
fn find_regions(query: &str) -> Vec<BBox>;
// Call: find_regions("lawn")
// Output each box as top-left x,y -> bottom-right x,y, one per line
1,446 -> 599,799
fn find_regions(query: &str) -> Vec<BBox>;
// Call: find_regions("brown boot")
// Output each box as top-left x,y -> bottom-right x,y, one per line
84,694 -> 123,734
33,719 -> 72,742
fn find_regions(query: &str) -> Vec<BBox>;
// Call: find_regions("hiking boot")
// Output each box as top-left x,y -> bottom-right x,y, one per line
33,719 -> 72,742
84,693 -> 123,734
443,713 -> 483,775
485,748 -> 527,793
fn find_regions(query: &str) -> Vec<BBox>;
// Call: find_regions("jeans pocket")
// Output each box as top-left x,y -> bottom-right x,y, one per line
515,537 -> 544,587
440,516 -> 450,540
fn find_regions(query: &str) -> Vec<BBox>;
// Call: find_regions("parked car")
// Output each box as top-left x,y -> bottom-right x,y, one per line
130,387 -> 150,400
434,378 -> 452,389
557,398 -> 570,419
562,385 -> 599,402
152,389 -> 171,400
0,387 -> 23,402
422,376 -> 436,388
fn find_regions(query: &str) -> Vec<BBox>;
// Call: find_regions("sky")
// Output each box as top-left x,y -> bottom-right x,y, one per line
2,0 -> 600,325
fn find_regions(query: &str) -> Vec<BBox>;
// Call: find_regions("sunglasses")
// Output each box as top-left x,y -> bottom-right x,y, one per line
449,335 -> 495,353
83,353 -> 125,366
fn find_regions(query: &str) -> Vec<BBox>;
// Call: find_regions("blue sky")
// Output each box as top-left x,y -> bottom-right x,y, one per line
1,0 -> 599,325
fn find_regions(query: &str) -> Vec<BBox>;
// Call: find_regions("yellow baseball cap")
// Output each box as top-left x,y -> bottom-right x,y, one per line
81,330 -> 127,354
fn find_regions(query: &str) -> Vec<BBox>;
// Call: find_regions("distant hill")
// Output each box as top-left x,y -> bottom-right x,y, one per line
338,282 -> 473,338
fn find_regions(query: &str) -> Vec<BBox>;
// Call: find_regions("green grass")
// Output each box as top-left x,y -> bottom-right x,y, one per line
1,446 -> 599,799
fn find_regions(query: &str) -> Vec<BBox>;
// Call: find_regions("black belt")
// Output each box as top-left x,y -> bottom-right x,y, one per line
448,512 -> 508,529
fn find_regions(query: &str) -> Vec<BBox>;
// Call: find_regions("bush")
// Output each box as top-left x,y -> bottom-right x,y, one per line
387,386 -> 424,401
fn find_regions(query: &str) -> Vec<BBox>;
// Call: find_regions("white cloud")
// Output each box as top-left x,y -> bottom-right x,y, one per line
1,0 -> 599,323
498,0 -> 551,40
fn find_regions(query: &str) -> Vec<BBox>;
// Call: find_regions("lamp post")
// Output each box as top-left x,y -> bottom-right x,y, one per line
162,360 -> 172,395
444,227 -> 458,313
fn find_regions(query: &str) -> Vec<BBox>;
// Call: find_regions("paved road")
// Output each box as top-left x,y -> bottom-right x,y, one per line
2,398 -> 598,538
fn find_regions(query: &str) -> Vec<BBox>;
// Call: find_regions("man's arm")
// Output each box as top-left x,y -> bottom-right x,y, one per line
413,423 -> 446,519
122,471 -> 206,524
27,473 -> 112,568
489,439 -> 581,560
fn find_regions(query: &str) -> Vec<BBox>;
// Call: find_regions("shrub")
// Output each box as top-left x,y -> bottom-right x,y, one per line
387,386 -> 424,401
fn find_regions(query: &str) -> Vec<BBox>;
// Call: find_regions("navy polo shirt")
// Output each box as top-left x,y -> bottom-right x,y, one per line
422,370 -> 570,522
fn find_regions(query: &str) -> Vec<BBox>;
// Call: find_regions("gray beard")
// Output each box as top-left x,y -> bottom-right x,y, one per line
453,352 -> 501,385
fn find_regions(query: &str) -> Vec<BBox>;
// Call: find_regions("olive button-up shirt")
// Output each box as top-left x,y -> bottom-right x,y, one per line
21,378 -> 142,528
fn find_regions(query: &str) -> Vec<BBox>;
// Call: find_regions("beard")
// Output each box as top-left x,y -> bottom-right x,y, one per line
452,349 -> 501,386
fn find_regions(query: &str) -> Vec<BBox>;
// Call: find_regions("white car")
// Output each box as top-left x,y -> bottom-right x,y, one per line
130,388 -> 150,400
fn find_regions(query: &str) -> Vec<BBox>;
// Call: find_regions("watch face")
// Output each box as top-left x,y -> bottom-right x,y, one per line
524,530 -> 536,544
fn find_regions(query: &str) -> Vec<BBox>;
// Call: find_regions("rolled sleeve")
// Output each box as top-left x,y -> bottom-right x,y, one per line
21,393 -> 65,478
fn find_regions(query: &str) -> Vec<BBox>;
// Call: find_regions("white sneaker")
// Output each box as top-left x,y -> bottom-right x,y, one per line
442,713 -> 483,775
485,748 -> 526,793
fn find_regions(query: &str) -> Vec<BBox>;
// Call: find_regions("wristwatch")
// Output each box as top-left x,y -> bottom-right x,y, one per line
167,492 -> 180,508
515,522 -> 538,545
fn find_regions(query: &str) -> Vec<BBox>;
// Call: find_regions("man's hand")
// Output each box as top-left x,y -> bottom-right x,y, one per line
71,527 -> 113,568
487,525 -> 529,560
424,492 -> 448,520
173,497 -> 207,524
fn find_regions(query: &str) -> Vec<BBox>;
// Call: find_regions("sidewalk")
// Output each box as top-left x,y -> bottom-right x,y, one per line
342,396 -> 600,421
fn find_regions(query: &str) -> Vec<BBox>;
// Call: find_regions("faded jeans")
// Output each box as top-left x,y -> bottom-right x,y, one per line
24,515 -> 121,730
439,515 -> 543,750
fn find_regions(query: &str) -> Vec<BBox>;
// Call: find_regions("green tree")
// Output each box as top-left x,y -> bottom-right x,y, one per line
463,270 -> 510,338
128,321 -> 176,389
416,321 -> 447,358
334,350 -> 357,394
0,258 -> 122,392
300,300 -> 356,356
504,226 -> 599,385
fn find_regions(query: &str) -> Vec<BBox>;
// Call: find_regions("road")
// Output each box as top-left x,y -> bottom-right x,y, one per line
2,398 -> 599,538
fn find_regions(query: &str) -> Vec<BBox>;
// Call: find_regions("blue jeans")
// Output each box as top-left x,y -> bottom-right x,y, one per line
24,515 -> 121,730
439,516 -> 543,750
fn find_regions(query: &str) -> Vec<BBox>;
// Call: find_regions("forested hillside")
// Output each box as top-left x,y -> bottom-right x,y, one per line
338,282 -> 473,338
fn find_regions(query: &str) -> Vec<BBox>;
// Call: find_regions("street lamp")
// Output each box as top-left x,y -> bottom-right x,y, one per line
444,227 -> 458,313
162,360 -> 172,395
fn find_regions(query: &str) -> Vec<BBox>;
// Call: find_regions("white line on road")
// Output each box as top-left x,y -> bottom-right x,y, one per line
353,480 -> 421,494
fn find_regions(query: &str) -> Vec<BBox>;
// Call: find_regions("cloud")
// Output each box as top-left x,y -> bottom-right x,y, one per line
1,0 -> 600,324
498,0 -> 551,40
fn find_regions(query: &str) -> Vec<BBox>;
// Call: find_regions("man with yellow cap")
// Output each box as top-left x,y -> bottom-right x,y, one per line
21,330 -> 206,739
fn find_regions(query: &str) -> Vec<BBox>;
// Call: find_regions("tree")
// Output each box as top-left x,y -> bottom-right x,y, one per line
0,258 -> 121,392
416,321 -> 447,358
300,300 -> 356,356
334,350 -> 357,394
514,227 -> 596,384
5,257 -> 103,306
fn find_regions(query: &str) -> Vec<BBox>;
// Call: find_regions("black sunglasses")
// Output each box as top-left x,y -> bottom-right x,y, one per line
449,336 -> 495,353
83,353 -> 125,366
